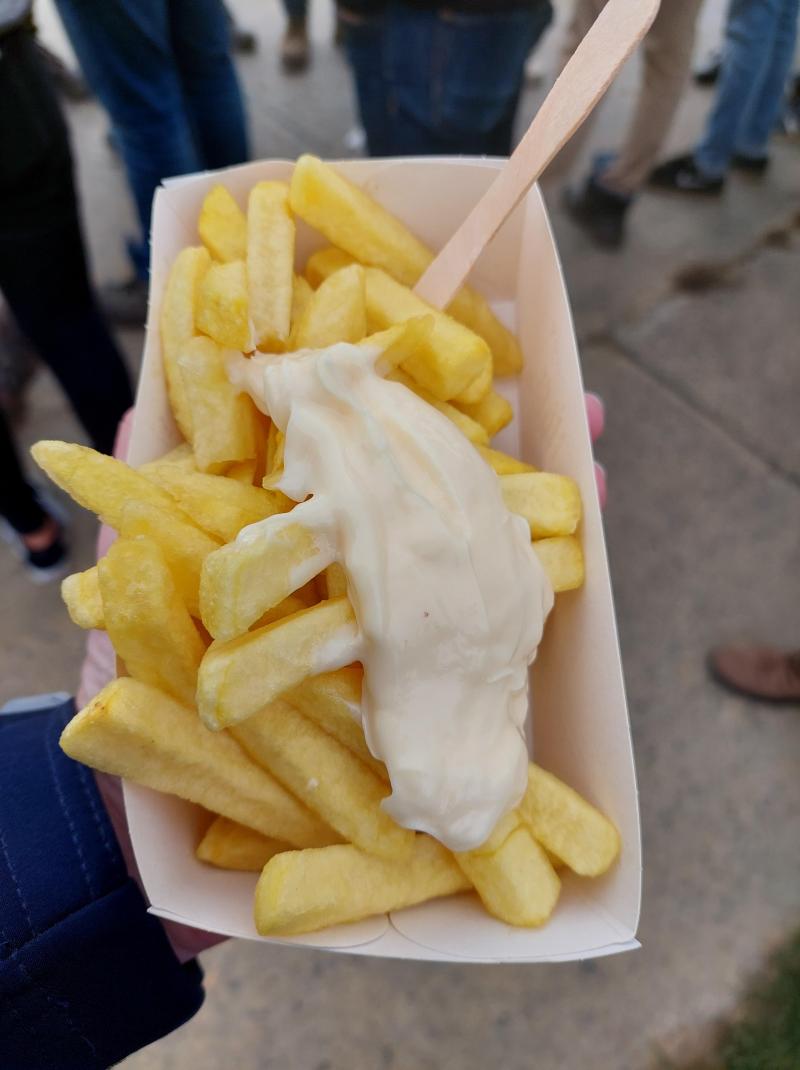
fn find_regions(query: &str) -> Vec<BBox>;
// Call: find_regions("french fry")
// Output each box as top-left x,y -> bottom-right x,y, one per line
476,444 -> 537,476
198,185 -> 247,263
304,246 -> 354,288
500,472 -> 582,538
255,836 -> 470,936
161,245 -> 211,438
60,677 -> 335,848
455,389 -> 513,437
139,443 -> 197,480
195,260 -> 250,351
456,819 -> 561,927
289,156 -> 522,375
518,765 -> 620,877
288,665 -> 388,781
196,816 -> 290,872
321,562 -> 347,599
253,593 -> 311,630
98,537 -> 206,706
248,181 -> 294,350
197,597 -> 360,729
223,458 -> 258,485
291,263 -> 367,349
291,274 -> 313,333
30,441 -> 178,531
61,567 -> 104,630
453,359 -> 492,405
199,503 -> 335,641
360,316 -> 435,376
265,422 -> 284,477
389,370 -> 488,445
532,536 -> 585,593
233,699 -> 412,859
177,336 -> 260,472
119,500 -> 221,618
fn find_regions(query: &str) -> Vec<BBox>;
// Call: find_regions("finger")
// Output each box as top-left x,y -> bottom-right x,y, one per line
584,392 -> 604,444
594,461 -> 607,509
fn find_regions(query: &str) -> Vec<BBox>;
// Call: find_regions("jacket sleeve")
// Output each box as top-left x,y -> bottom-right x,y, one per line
0,699 -> 204,1070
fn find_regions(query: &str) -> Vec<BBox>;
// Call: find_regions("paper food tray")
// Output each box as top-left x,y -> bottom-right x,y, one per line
123,157 -> 641,964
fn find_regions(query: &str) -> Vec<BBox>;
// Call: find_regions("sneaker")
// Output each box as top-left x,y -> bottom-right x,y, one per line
231,26 -> 258,55
281,19 -> 310,72
731,152 -> 770,175
649,154 -> 725,195
99,276 -> 149,327
0,501 -> 69,585
708,645 -> 800,704
562,176 -> 631,250
694,51 -> 721,87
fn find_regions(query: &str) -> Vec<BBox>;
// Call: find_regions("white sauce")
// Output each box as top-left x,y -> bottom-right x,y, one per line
228,343 -> 553,851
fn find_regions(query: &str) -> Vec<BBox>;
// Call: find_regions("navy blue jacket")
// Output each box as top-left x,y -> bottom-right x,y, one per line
0,699 -> 204,1069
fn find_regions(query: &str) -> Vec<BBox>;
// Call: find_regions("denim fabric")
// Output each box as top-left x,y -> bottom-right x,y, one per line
283,0 -> 308,19
695,0 -> 799,176
0,700 -> 204,1069
54,0 -> 249,278
344,2 -> 553,156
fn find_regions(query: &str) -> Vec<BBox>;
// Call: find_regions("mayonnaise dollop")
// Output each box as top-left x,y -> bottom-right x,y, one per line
228,343 -> 553,851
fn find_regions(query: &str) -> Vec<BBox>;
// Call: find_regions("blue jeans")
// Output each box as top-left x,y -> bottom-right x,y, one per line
343,3 -> 553,157
283,0 -> 308,19
55,0 -> 249,278
695,0 -> 799,176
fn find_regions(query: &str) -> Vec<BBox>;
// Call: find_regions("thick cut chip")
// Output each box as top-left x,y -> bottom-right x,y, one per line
98,537 -> 206,706
389,370 -> 488,445
177,336 -> 259,472
291,263 -> 367,349
224,458 -> 258,485
500,472 -> 582,538
453,359 -> 492,405
518,764 -> 620,877
120,500 -> 221,618
195,260 -> 250,351
455,389 -> 513,437
248,181 -> 294,350
200,503 -> 335,641
253,593 -> 311,630
62,567 -> 104,630
532,536 -> 585,593
161,246 -> 211,438
198,185 -> 247,262
359,316 -> 435,376
139,443 -> 197,480
321,562 -> 347,599
288,666 -> 388,782
289,156 -> 522,375
456,822 -> 561,927
476,445 -> 537,476
147,466 -> 289,543
255,836 -> 469,936
264,422 -> 284,479
196,816 -> 290,872
197,597 -> 360,729
60,678 -> 334,847
291,274 -> 313,332
304,246 -> 354,288
30,441 -> 178,531
233,699 -> 412,859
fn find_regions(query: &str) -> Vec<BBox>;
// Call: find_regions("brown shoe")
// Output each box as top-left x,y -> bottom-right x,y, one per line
281,19 -> 310,72
707,645 -> 800,704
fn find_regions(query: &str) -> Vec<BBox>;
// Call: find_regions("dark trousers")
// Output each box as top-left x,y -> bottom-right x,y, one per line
0,28 -> 133,534
342,2 -> 553,157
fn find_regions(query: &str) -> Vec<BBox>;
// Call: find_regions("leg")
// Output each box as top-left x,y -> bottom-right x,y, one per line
283,0 -> 308,19
169,0 -> 249,169
0,409 -> 46,534
54,0 -> 203,278
735,0 -> 799,158
341,7 -> 393,157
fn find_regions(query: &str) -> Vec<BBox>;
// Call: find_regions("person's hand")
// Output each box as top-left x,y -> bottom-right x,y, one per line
585,392 -> 606,507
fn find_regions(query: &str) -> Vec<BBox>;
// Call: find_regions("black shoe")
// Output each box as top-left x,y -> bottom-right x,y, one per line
694,52 -> 721,87
732,152 -> 770,175
231,26 -> 258,54
99,276 -> 148,327
36,43 -> 92,102
649,154 -> 725,195
562,176 -> 631,250
0,501 -> 69,585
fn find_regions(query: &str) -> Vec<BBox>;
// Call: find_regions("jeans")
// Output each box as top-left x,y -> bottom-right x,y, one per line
283,0 -> 308,20
695,0 -> 800,176
55,0 -> 249,278
343,2 -> 553,157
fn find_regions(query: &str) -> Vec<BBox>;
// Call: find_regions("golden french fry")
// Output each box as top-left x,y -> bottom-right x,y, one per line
289,156 -> 522,375
198,184 -> 247,262
139,443 -> 197,480
147,465 -> 290,543
197,596 -> 360,729
291,263 -> 367,349
195,260 -> 250,351
455,389 -> 513,438
291,273 -> 314,332
304,246 -> 354,288
456,819 -> 561,926
60,678 -> 334,848
389,370 -> 488,445
223,458 -> 258,484
255,835 -> 469,936
360,316 -> 435,376
253,593 -> 311,630
62,567 -> 104,630
500,472 -> 582,538
119,500 -> 221,618
518,764 -> 620,877
532,536 -> 585,593
233,699 -> 412,859
199,504 -> 335,641
98,537 -> 206,706
288,665 -> 388,782
453,359 -> 492,405
321,562 -> 347,599
30,441 -> 178,531
196,816 -> 290,872
177,336 -> 260,472
161,246 -> 211,438
248,181 -> 294,350
476,444 -> 537,476
264,422 -> 284,477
